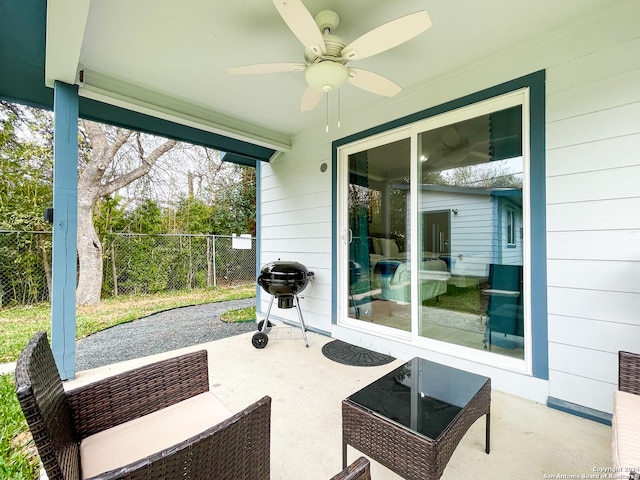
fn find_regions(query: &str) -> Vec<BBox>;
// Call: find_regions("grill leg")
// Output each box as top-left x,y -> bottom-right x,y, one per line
294,294 -> 310,348
262,295 -> 275,332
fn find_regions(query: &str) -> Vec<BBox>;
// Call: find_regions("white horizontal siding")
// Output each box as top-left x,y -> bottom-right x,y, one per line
545,14 -> 640,414
549,343 -> 618,385
547,165 -> 640,204
546,69 -> 640,123
548,314 -> 640,354
547,100 -> 640,149
547,198 -> 640,231
261,174 -> 331,201
547,259 -> 640,294
261,191 -> 331,216
260,146 -> 335,332
547,287 -> 640,326
547,230 -> 640,261
261,237 -> 330,254
261,206 -> 329,227
261,223 -> 332,240
548,370 -> 616,414
546,133 -> 640,177
546,33 -> 640,95
259,251 -> 330,270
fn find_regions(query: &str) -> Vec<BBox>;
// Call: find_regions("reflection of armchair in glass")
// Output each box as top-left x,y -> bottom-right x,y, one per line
349,261 -> 361,318
483,264 -> 524,350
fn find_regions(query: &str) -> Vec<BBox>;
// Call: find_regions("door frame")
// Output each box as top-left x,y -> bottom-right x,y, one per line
331,70 -> 548,380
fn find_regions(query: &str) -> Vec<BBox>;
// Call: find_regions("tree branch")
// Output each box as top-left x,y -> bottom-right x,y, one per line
109,129 -> 134,160
100,139 -> 177,196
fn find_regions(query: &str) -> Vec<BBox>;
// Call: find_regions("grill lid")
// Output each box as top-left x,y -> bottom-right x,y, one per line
257,260 -> 314,296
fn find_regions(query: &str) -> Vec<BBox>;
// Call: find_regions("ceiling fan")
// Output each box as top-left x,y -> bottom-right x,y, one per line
228,0 -> 432,111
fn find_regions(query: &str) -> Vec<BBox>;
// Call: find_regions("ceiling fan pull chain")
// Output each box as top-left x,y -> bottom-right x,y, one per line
325,92 -> 329,133
337,89 -> 341,128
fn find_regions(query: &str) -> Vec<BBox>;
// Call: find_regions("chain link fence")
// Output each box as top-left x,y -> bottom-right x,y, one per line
0,231 -> 256,308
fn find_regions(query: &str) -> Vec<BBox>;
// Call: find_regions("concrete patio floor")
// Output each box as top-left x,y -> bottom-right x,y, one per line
66,327 -> 612,479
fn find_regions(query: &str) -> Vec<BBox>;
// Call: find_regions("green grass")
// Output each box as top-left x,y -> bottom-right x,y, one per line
0,284 -> 256,363
0,374 -> 38,480
423,285 -> 484,315
220,306 -> 256,323
0,285 -> 256,480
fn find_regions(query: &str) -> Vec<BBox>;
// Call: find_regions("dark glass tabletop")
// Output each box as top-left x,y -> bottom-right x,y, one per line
346,357 -> 490,440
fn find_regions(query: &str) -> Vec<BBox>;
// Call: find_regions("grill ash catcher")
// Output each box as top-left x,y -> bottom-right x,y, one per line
254,260 -> 314,349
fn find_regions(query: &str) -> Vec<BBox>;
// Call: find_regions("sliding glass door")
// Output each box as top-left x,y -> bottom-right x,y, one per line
417,105 -> 524,359
339,89 -> 529,364
346,136 -> 412,331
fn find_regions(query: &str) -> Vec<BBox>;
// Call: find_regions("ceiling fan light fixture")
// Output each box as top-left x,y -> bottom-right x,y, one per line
305,61 -> 349,92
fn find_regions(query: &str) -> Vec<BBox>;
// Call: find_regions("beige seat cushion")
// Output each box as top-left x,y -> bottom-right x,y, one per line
80,392 -> 232,479
612,390 -> 640,470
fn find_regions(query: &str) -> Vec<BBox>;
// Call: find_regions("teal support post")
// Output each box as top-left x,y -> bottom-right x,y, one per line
51,81 -> 79,380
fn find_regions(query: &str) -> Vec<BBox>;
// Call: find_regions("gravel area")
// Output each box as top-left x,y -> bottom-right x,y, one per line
76,298 -> 257,371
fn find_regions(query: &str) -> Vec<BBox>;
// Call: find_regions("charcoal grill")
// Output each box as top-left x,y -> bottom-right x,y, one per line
254,260 -> 314,349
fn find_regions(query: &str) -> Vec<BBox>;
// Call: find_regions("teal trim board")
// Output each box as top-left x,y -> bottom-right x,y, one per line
0,0 -> 51,109
332,71 -> 548,379
51,81 -> 79,380
547,397 -> 611,426
78,98 -> 275,166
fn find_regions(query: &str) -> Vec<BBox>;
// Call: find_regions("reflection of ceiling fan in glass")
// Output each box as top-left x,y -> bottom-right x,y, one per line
228,0 -> 432,111
421,123 -> 492,173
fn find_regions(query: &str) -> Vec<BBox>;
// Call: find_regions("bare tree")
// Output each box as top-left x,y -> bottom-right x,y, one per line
76,121 -> 176,305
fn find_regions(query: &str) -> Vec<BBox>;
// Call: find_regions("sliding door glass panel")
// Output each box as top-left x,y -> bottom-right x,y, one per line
347,138 -> 411,331
417,106 -> 524,359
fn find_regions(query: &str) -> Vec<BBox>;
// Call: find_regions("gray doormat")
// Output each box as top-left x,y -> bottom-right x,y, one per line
321,340 -> 395,367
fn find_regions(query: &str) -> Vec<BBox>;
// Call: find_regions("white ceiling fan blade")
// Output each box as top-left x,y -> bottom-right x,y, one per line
273,0 -> 326,55
300,86 -> 323,111
227,63 -> 306,75
348,68 -> 401,97
341,11 -> 431,61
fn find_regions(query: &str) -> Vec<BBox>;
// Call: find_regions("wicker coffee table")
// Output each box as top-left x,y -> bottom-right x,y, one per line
342,357 -> 491,480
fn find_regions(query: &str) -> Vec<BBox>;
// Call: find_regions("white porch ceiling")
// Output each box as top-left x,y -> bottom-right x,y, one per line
46,0 -> 615,151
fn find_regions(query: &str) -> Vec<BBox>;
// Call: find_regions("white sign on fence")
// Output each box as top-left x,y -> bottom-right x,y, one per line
232,233 -> 252,250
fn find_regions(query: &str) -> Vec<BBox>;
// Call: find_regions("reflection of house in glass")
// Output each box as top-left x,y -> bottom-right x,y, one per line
420,184 -> 523,285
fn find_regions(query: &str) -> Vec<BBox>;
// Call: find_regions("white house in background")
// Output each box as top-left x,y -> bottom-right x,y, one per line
2,0 -> 639,424
418,184 -> 524,280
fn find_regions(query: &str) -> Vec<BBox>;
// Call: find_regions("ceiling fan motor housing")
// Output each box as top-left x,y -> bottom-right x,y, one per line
305,61 -> 349,92
304,33 -> 346,64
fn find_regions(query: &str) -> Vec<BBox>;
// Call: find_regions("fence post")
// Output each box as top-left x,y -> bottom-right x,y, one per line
206,236 -> 212,287
111,242 -> 118,296
212,235 -> 217,288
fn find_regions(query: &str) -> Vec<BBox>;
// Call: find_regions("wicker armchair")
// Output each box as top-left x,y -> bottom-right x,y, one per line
330,457 -> 371,480
15,331 -> 271,480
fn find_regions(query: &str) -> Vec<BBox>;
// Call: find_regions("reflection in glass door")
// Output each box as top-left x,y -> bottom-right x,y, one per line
346,138 -> 412,331
417,105 -> 524,359
339,93 -> 529,363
